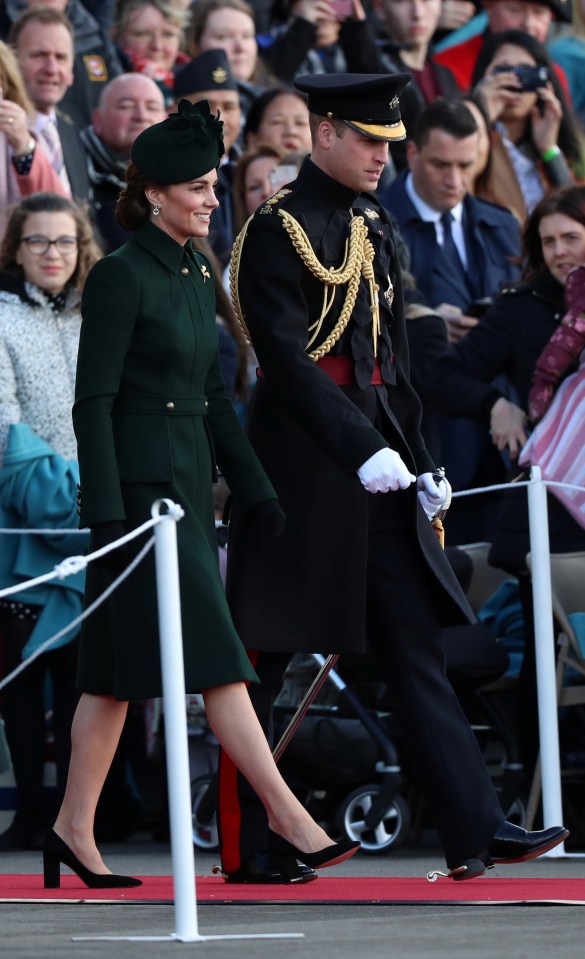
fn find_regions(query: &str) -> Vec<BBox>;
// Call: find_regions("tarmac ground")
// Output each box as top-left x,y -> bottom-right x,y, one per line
1,814 -> 585,959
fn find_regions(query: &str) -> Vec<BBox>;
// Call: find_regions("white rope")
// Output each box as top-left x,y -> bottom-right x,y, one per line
0,536 -> 154,692
0,513 -> 163,600
452,478 -> 585,498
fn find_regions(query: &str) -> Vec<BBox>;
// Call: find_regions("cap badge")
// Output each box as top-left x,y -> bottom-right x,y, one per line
363,208 -> 379,221
212,66 -> 228,84
388,95 -> 399,109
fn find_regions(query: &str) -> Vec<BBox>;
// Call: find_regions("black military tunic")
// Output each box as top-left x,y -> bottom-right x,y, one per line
227,157 -> 473,653
220,157 -> 504,873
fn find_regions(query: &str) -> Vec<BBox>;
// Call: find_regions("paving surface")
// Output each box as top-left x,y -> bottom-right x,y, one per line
1,815 -> 584,959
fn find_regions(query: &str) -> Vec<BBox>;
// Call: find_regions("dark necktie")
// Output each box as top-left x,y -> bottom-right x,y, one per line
440,211 -> 467,283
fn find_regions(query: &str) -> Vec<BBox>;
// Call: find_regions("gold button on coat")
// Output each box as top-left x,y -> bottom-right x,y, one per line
165,401 -> 175,411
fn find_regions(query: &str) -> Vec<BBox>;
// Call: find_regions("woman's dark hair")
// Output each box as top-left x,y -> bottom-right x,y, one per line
116,162 -> 154,231
243,86 -> 306,143
522,184 -> 585,280
0,192 -> 102,292
472,29 -> 583,166
460,92 -> 493,193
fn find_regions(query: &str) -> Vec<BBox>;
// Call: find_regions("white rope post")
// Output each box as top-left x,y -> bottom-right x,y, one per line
152,498 -> 200,942
527,467 -> 566,844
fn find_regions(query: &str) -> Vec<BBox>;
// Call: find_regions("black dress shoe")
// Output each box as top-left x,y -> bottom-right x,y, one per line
217,851 -> 318,884
43,829 -> 143,889
439,821 -> 570,882
484,821 -> 569,864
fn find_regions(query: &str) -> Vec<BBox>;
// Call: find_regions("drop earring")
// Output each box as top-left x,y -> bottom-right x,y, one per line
153,203 -> 160,216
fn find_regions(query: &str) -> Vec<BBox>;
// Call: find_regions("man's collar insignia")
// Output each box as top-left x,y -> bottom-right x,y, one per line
363,208 -> 379,221
258,188 -> 292,214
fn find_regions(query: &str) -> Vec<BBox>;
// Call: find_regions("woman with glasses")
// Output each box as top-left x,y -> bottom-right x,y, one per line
112,0 -> 190,106
0,192 -> 101,852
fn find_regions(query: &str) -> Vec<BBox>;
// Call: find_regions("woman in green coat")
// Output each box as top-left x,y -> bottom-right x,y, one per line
43,99 -> 358,889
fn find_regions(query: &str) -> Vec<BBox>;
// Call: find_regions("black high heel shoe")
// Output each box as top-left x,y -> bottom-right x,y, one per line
43,829 -> 143,889
270,832 -> 360,870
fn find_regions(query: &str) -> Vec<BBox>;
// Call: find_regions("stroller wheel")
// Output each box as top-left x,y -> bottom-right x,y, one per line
191,776 -> 219,851
336,784 -> 410,854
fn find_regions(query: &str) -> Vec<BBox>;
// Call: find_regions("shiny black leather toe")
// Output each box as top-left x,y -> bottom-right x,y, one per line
485,821 -> 569,864
222,851 -> 318,884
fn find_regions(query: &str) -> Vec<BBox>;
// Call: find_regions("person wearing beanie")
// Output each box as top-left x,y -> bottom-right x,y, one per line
44,98 -> 360,890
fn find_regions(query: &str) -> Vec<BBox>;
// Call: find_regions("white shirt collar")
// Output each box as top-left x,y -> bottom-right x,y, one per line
405,172 -> 464,224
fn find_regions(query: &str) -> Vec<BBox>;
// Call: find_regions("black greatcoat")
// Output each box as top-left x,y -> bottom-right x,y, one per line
226,158 -> 475,655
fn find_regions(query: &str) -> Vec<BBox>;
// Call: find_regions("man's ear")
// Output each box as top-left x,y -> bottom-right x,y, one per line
316,119 -> 334,150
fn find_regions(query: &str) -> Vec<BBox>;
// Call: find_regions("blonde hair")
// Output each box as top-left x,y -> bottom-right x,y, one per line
0,39 -> 34,119
112,0 -> 189,41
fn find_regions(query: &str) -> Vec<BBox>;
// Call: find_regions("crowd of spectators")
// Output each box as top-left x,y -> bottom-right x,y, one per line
2,0 -> 585,849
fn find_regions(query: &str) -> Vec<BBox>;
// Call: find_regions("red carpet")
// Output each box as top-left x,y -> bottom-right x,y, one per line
1,875 -> 585,905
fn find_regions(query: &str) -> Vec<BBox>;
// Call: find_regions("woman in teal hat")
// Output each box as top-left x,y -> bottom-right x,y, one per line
45,99 -> 359,888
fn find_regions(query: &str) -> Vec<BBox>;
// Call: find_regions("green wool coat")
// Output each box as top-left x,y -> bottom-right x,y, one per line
73,220 -> 275,700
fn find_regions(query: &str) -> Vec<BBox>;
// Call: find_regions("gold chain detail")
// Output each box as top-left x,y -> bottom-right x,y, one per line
228,209 -> 381,360
229,214 -> 254,346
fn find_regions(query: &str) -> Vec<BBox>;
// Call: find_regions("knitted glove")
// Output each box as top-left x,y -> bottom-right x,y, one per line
564,264 -> 585,315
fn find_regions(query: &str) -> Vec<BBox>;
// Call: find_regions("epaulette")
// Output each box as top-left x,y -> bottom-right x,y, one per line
257,188 -> 293,215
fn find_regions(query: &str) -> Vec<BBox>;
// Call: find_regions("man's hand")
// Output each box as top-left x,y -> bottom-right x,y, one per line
490,397 -> 528,459
417,472 -> 451,520
357,448 -> 416,493
436,303 -> 479,344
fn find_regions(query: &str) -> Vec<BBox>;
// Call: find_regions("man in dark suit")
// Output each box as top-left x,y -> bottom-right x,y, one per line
217,73 -> 567,885
3,0 -> 122,129
381,97 -> 520,344
11,7 -> 91,203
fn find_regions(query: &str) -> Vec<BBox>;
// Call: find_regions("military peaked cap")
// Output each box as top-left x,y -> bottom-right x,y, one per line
294,73 -> 411,142
174,48 -> 238,99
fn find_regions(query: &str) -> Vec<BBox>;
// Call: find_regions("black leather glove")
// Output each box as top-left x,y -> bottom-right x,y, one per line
245,499 -> 286,549
90,520 -> 129,572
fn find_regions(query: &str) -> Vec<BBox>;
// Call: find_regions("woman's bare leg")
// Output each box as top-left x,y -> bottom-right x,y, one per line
203,682 -> 333,853
52,693 -> 128,874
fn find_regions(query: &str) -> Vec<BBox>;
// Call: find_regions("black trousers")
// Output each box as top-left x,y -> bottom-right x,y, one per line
217,494 -> 505,873
0,610 -> 79,822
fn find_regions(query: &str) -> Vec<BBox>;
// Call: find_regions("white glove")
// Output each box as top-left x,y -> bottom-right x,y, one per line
357,448 -> 416,493
417,472 -> 451,520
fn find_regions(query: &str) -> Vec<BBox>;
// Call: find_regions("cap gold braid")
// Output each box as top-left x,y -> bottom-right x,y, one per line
229,211 -> 380,359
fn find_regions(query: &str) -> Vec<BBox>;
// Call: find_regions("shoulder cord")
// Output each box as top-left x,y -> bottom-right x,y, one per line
229,210 -> 381,360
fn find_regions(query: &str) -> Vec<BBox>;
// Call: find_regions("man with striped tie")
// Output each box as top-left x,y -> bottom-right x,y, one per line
11,7 -> 90,203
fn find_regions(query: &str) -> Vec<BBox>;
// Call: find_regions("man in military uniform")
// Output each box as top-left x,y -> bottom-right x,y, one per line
218,73 -> 568,884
